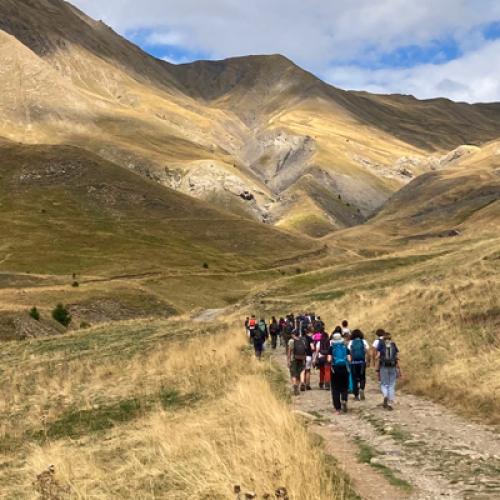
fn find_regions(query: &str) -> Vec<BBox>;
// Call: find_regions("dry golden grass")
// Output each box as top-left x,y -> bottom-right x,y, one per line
0,319 -> 349,498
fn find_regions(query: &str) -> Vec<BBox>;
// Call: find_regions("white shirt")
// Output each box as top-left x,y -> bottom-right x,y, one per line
372,338 -> 383,349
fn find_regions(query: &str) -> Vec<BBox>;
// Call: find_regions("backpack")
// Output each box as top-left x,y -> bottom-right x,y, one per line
249,318 -> 256,328
270,322 -> 279,334
380,341 -> 398,367
292,338 -> 307,361
319,333 -> 330,356
331,343 -> 348,367
351,338 -> 366,362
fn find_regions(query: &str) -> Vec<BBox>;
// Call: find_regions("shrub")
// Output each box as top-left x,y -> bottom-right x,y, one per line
80,321 -> 91,329
52,304 -> 72,327
72,281 -> 79,287
29,307 -> 40,321
203,262 -> 209,269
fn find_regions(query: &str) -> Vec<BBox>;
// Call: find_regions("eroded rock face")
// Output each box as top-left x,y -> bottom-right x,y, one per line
242,130 -> 317,193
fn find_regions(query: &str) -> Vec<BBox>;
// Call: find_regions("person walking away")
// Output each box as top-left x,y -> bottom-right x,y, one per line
348,329 -> 369,400
328,333 -> 351,414
315,326 -> 331,390
341,320 -> 351,339
301,326 -> 315,391
252,318 -> 268,360
283,319 -> 294,354
376,332 -> 402,410
370,329 -> 385,367
269,316 -> 279,349
245,317 -> 250,338
330,325 -> 342,340
278,317 -> 286,346
248,315 -> 257,344
287,329 -> 307,396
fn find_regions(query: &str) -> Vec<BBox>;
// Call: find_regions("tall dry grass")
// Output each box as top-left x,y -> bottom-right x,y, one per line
0,319 -> 349,498
319,274 -> 500,423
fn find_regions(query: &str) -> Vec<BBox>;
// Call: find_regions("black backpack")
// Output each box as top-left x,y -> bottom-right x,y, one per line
380,341 -> 398,367
319,333 -> 330,356
293,338 -> 307,361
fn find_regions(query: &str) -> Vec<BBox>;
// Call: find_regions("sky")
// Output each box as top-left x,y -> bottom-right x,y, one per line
72,0 -> 500,103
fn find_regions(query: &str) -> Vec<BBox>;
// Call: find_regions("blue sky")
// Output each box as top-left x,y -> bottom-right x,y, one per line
73,1 -> 500,102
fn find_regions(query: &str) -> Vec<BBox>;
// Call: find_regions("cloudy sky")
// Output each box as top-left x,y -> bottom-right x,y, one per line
72,0 -> 500,102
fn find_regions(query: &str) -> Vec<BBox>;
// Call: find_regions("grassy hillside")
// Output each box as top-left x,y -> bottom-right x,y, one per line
0,319 -> 352,498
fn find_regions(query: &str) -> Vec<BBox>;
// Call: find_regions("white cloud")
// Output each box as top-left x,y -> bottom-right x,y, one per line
71,0 -> 500,101
325,38 -> 500,102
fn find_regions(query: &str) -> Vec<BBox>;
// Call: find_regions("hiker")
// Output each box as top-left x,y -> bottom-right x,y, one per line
244,316 -> 250,337
248,315 -> 257,343
348,329 -> 369,400
251,318 -> 268,359
330,325 -> 342,340
328,332 -> 351,414
314,323 -> 331,390
269,316 -> 279,349
278,317 -> 286,346
283,318 -> 294,354
376,331 -> 402,410
370,329 -> 385,366
287,328 -> 307,396
341,320 -> 351,339
300,326 -> 315,391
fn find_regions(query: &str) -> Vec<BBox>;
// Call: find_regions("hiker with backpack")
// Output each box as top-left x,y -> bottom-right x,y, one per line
328,332 -> 351,414
279,317 -> 287,346
370,329 -> 385,366
348,329 -> 369,401
376,331 -> 402,410
248,315 -> 257,344
287,328 -> 307,396
251,318 -> 268,359
269,316 -> 280,349
300,326 -> 315,391
283,318 -> 294,354
314,324 -> 331,390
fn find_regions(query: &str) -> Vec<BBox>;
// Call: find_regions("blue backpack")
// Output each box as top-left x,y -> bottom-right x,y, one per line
350,338 -> 366,363
331,343 -> 348,367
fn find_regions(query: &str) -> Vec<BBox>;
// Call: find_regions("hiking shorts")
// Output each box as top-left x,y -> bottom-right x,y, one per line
305,355 -> 313,370
290,359 -> 305,378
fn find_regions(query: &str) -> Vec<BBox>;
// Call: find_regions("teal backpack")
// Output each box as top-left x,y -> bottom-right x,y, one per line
331,343 -> 348,367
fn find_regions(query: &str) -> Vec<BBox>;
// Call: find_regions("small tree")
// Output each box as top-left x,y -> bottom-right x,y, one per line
72,281 -> 79,287
52,304 -> 72,327
29,307 -> 40,321
203,262 -> 209,269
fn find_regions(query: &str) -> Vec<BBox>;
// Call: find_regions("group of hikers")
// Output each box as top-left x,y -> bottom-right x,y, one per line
245,314 -> 402,414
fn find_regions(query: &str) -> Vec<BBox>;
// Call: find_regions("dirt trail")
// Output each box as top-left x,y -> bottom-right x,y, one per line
275,352 -> 500,499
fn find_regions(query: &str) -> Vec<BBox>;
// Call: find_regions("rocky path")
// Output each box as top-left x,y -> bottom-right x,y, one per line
274,352 -> 500,499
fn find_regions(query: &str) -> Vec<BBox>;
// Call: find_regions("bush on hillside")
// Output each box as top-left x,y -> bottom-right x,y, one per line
203,262 -> 209,269
52,304 -> 72,327
72,281 -> 79,287
29,307 -> 40,321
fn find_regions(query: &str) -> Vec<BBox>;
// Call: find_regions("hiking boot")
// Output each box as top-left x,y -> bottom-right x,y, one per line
306,385 -> 312,391
341,402 -> 348,413
360,389 -> 365,400
383,397 -> 389,408
324,383 -> 331,391
300,384 -> 306,392
293,385 -> 300,396
319,383 -> 324,390
386,404 -> 394,411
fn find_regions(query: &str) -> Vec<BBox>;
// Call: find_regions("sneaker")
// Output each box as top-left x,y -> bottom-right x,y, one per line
386,404 -> 394,411
360,390 -> 365,400
300,384 -> 306,392
324,383 -> 331,391
319,383 -> 324,390
383,397 -> 388,408
293,385 -> 299,396
354,395 -> 360,401
306,385 -> 312,391
341,402 -> 348,413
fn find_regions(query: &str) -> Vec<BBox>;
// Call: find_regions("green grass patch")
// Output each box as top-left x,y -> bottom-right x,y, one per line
355,438 -> 413,492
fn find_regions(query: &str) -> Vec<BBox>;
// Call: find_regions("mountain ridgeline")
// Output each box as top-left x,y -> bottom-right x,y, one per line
1,0 -> 500,240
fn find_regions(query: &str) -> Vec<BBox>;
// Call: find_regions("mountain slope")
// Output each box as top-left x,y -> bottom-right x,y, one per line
1,0 -> 500,237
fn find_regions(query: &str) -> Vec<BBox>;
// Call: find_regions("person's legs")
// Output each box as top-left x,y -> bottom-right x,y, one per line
305,356 -> 312,389
380,367 -> 391,407
324,362 -> 331,390
319,363 -> 325,388
351,364 -> 361,399
338,368 -> 349,412
387,368 -> 397,407
254,341 -> 263,359
330,371 -> 341,412
271,334 -> 277,349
